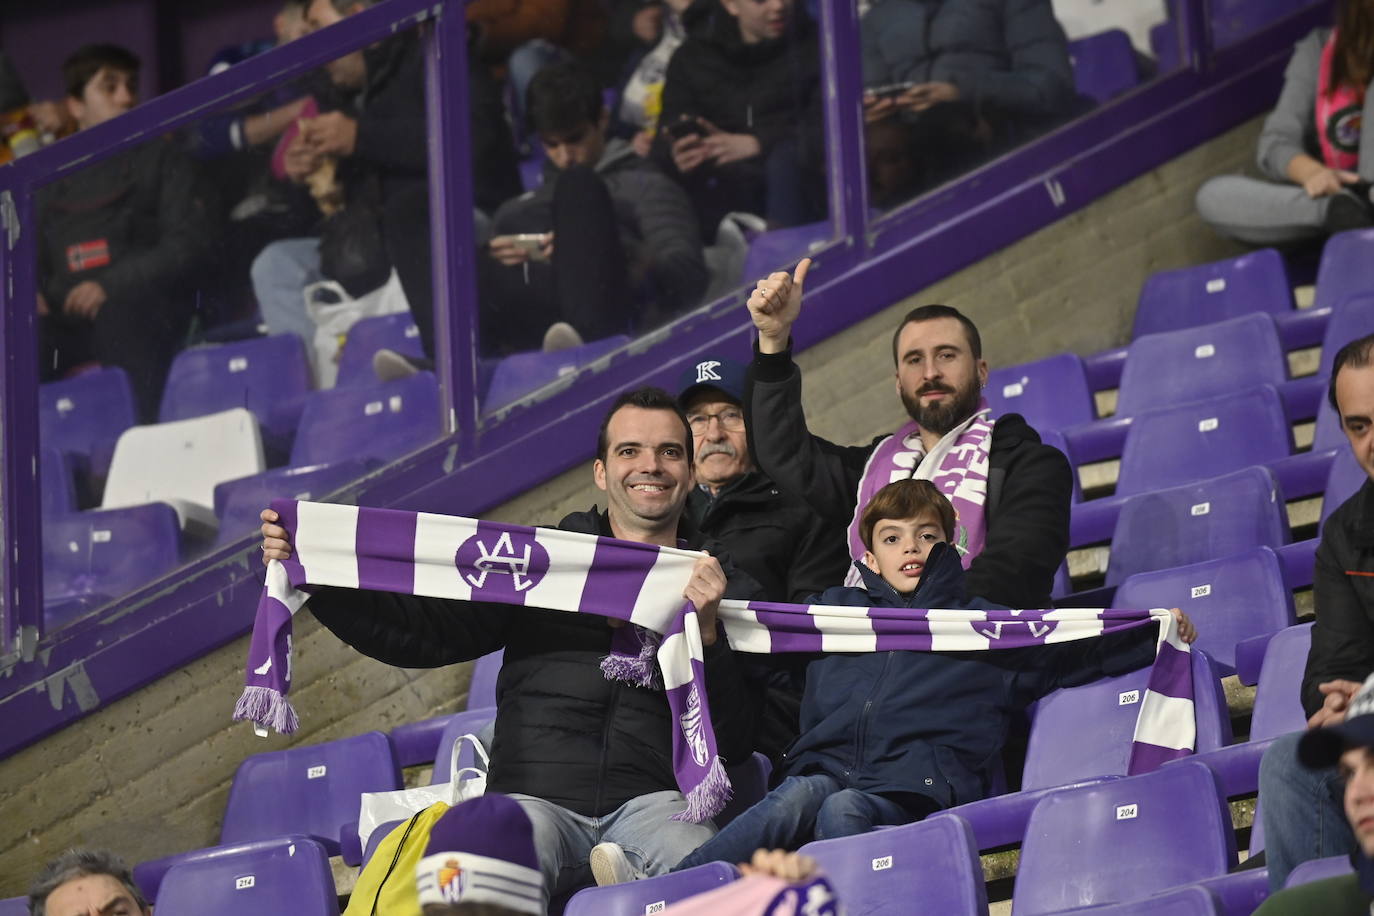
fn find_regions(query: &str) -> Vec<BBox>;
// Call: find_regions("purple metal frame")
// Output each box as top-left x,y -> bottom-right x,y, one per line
0,0 -> 1334,759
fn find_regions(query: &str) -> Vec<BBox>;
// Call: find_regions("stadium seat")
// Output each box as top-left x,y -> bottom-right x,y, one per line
716,753 -> 773,829
211,460 -> 367,547
290,373 -> 441,467
1012,761 -> 1235,915
0,899 -> 25,916
469,649 -> 503,710
1115,385 -> 1291,497
1316,291 -> 1374,378
1132,249 -> 1293,339
43,504 -> 182,628
986,353 -> 1095,434
1284,854 -> 1354,888
1312,396 -> 1344,452
798,812 -> 988,916
1039,885 -> 1224,915
1314,228 -> 1374,312
41,445 -> 77,516
740,221 -> 831,286
153,836 -> 338,916
101,408 -> 266,536
158,335 -> 311,456
1105,466 -> 1290,586
1038,430 -> 1082,503
1321,445 -> 1366,529
1068,29 -> 1141,104
481,336 -> 633,413
562,862 -> 739,916
1115,547 -> 1295,676
39,366 -> 138,478
335,312 -> 425,389
1114,313 -> 1287,418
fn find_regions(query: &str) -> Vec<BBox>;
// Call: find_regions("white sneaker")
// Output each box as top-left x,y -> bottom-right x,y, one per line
542,321 -> 584,353
589,842 -> 641,886
372,348 -> 423,381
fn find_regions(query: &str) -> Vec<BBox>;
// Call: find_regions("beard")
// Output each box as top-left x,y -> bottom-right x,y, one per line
900,375 -> 982,435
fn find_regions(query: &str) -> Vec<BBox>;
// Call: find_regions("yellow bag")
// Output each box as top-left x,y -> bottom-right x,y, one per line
345,801 -> 452,916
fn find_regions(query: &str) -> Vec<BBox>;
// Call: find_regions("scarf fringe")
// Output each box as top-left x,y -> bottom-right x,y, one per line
670,755 -> 731,823
600,625 -> 664,689
233,685 -> 300,735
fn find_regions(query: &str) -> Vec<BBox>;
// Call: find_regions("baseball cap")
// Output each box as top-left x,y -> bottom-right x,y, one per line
678,357 -> 747,407
1299,672 -> 1374,769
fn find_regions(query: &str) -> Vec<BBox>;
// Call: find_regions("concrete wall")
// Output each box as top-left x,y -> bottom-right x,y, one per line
0,116 -> 1257,898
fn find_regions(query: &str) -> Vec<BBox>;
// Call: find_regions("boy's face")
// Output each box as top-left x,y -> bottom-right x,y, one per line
863,509 -> 947,595
68,67 -> 138,130
539,110 -> 608,172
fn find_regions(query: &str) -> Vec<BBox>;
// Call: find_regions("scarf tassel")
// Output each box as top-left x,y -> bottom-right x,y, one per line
234,685 -> 300,735
671,755 -> 731,823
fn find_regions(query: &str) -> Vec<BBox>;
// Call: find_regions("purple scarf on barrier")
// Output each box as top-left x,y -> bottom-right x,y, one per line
844,403 -> 994,586
236,501 -> 1195,823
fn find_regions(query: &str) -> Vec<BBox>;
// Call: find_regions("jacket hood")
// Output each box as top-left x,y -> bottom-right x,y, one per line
989,411 -> 1043,451
852,540 -> 968,607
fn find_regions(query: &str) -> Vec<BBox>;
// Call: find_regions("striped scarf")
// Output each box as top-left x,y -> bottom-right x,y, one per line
236,501 -> 1194,822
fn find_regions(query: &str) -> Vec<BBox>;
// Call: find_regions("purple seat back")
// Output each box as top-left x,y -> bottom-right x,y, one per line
1106,466 -> 1290,586
290,373 -> 441,468
1038,429 -> 1082,503
220,731 -> 400,853
1314,396 -> 1344,451
1115,385 -> 1291,498
335,313 -> 424,389
1115,547 -> 1295,676
798,813 -> 987,916
1211,0 -> 1300,45
1115,313 -> 1286,418
212,460 -> 367,547
154,836 -> 338,915
1053,885 -> 1223,915
1024,648 -> 1230,789
740,221 -> 831,285
1014,761 -> 1236,915
1315,229 -> 1374,312
1152,20 -> 1180,72
430,708 -> 497,786
1284,853 -> 1354,888
41,445 -> 76,516
39,367 -> 137,464
481,336 -> 632,413
716,753 -> 773,829
1133,249 -> 1293,339
158,335 -> 311,445
1318,291 -> 1374,378
469,649 -> 503,710
43,504 -> 182,606
1068,29 -> 1141,103
1322,447 -> 1367,529
563,862 -> 738,916
1251,623 -> 1311,742
0,898 -> 26,916
986,354 -> 1095,434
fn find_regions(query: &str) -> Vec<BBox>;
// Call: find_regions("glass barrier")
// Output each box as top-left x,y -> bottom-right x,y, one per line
35,20 -> 450,634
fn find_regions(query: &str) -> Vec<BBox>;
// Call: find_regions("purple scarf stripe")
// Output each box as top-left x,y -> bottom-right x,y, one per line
275,498 -> 307,585
1145,641 -> 1194,701
582,536 -> 660,615
1128,742 -> 1193,773
355,505 -> 419,594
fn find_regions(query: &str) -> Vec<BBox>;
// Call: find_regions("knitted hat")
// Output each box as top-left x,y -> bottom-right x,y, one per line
415,794 -> 543,913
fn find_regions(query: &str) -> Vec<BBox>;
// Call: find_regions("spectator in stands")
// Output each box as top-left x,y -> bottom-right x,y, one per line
480,62 -> 706,353
612,0 -> 693,154
1256,673 -> 1374,914
417,794 -> 542,915
1259,332 -> 1374,889
1196,2 -> 1374,246
595,480 -> 1193,878
260,387 -> 762,906
27,848 -> 150,916
743,259 -> 1072,611
860,0 -> 1078,196
37,44 -> 215,422
654,0 -> 824,235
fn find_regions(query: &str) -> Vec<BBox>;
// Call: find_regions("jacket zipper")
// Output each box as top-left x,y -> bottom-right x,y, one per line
850,650 -> 895,779
592,683 -> 621,815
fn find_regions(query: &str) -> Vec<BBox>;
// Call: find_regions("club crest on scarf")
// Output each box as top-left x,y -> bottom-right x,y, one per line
762,877 -> 842,916
680,683 -> 710,767
455,526 -> 550,600
975,613 -> 1058,644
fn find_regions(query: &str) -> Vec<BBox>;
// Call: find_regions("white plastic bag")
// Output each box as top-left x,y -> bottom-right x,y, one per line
305,268 -> 409,388
357,732 -> 488,852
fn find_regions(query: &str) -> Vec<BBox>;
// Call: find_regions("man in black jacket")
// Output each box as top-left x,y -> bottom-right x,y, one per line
742,259 -> 1071,611
260,387 -> 761,904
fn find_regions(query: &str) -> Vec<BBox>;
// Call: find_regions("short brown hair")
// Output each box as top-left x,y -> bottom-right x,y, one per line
62,45 -> 139,99
859,479 -> 956,550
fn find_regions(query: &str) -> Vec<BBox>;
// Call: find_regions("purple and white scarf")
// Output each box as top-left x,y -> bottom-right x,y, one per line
845,402 -> 994,586
236,500 -> 1194,822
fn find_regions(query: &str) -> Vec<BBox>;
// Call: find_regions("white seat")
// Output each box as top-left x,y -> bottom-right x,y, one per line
102,408 -> 266,538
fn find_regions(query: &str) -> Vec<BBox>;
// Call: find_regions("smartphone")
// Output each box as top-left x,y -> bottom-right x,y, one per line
508,233 -> 551,262
866,81 -> 917,100
665,118 -> 704,140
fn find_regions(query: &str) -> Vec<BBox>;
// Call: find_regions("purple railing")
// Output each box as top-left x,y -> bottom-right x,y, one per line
0,0 -> 1334,758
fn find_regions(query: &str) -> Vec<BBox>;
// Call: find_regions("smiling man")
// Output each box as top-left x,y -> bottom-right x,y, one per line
28,849 -> 150,916
742,259 -> 1072,610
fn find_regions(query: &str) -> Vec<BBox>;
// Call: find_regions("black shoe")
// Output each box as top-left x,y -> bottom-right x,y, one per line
1324,189 -> 1374,234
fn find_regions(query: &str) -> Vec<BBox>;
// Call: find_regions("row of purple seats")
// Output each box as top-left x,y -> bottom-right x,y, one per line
153,835 -> 339,916
1068,29 -> 1142,105
40,366 -> 137,482
1155,0 -> 1326,73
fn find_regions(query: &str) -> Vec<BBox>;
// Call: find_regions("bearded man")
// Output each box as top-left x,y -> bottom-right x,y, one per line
741,259 -> 1072,609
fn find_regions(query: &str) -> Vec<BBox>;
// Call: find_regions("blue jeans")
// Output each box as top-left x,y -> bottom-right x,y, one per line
673,774 -> 914,871
250,237 -> 322,359
1259,730 -> 1354,891
510,790 -> 715,907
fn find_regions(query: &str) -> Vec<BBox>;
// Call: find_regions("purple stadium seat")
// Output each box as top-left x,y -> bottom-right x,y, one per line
986,354 -> 1095,434
1315,229 -> 1374,312
1039,430 -> 1082,503
211,460 -> 367,547
153,836 -> 338,915
43,504 -> 182,628
1115,385 -> 1291,498
290,373 -> 441,467
481,336 -> 632,413
1068,29 -> 1141,104
716,753 -> 773,829
1115,547 -> 1295,676
39,366 -> 137,477
41,445 -> 77,516
1012,761 -> 1235,915
1114,313 -> 1287,418
469,649 -> 503,710
1152,21 -> 1180,72
797,812 -> 987,916
1313,396 -> 1344,452
740,221 -> 831,285
0,899 -> 25,916
1317,291 -> 1374,378
430,708 -> 497,786
1106,466 -> 1290,586
1132,249 -> 1293,339
335,312 -> 425,389
1211,0 -> 1301,45
1042,885 -> 1223,915
1285,854 -> 1354,888
158,335 -> 311,454
562,862 -> 739,916
1322,446 -> 1366,529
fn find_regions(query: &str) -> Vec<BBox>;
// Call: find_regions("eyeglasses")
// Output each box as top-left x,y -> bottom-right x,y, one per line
687,408 -> 745,434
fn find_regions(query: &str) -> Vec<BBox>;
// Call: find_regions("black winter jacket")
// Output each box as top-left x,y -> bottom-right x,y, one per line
745,344 -> 1072,610
307,507 -> 761,817
1304,480 -> 1374,717
785,544 -> 1155,809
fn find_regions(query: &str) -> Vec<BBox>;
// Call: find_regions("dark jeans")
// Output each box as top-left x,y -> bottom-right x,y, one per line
684,136 -> 826,238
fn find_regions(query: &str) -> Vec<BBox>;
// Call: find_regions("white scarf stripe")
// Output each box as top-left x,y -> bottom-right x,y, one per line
296,501 -> 360,588
412,513 -> 476,600
1133,693 -> 1197,750
526,530 -> 597,610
